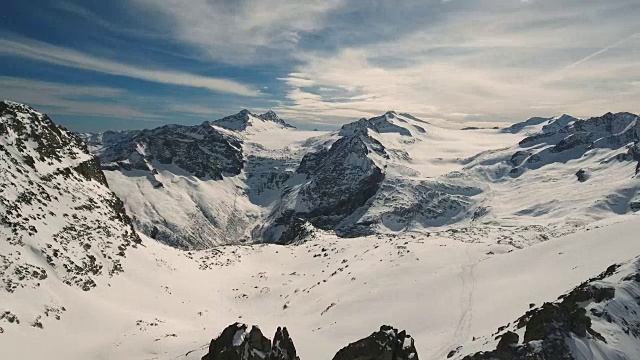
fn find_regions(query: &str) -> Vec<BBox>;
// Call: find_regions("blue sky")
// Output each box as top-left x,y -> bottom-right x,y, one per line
1,0 -> 639,132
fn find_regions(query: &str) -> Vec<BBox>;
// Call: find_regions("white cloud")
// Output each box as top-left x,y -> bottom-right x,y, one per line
132,0 -> 344,63
276,0 -> 640,124
0,36 -> 260,97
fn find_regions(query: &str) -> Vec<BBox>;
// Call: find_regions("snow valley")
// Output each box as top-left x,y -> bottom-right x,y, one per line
2,100 -> 640,359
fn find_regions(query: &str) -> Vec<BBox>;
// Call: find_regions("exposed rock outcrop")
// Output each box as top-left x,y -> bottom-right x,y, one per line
332,325 -> 419,360
202,323 -> 299,360
93,122 -> 244,180
202,324 -> 417,360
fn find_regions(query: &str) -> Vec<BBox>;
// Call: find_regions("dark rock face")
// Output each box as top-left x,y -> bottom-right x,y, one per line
332,325 -> 419,360
509,151 -> 531,166
276,218 -> 315,245
262,124 -> 387,243
202,323 -> 299,360
296,135 -> 386,225
271,327 -> 298,360
520,112 -> 639,150
258,110 -> 296,129
631,142 -> 640,175
501,116 -> 551,134
495,331 -> 519,354
550,132 -> 592,153
96,122 -> 244,180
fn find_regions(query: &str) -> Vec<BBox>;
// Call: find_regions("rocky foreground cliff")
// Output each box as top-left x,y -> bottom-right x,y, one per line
201,323 -> 418,360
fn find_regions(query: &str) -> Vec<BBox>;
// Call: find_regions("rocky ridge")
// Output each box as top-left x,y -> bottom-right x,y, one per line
201,323 -> 417,360
212,109 -> 296,131
88,122 -> 244,180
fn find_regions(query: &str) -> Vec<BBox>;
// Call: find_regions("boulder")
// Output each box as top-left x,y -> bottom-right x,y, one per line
575,169 -> 589,182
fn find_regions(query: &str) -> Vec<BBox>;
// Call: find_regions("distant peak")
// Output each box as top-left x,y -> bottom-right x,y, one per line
213,109 -> 295,130
340,112 -> 412,137
258,110 -> 280,121
258,110 -> 296,128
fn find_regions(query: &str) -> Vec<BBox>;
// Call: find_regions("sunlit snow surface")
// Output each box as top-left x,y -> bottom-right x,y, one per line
2,214 -> 640,359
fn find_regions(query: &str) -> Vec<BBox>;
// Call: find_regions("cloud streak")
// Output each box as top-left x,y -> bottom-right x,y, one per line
559,32 -> 640,74
0,36 -> 260,97
132,0 -> 344,63
0,76 -> 159,120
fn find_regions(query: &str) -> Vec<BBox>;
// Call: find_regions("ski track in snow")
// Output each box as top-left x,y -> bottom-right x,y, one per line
431,246 -> 481,360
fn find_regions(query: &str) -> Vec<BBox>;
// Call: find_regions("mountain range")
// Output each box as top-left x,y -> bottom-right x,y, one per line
2,100 -> 640,360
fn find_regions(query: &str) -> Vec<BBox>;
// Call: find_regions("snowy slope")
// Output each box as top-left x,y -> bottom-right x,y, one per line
79,120 -> 250,249
83,110 -> 329,248
3,210 -> 640,359
0,100 -> 141,333
458,243 -> 640,360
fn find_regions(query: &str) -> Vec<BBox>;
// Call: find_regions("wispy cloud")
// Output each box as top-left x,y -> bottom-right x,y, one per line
132,0 -> 344,63
275,0 -> 640,124
0,76 -> 159,119
2,0 -> 640,130
52,1 -> 162,40
0,36 -> 260,97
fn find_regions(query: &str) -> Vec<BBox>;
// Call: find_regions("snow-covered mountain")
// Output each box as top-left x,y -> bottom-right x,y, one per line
4,101 -> 640,360
79,121 -> 248,249
78,108 -> 640,248
0,101 -> 140,330
78,110 -> 316,249
212,109 -> 296,132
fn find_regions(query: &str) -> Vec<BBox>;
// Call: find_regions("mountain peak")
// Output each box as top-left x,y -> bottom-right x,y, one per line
260,109 -> 279,119
212,109 -> 295,131
339,112 -> 412,137
258,110 -> 296,128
